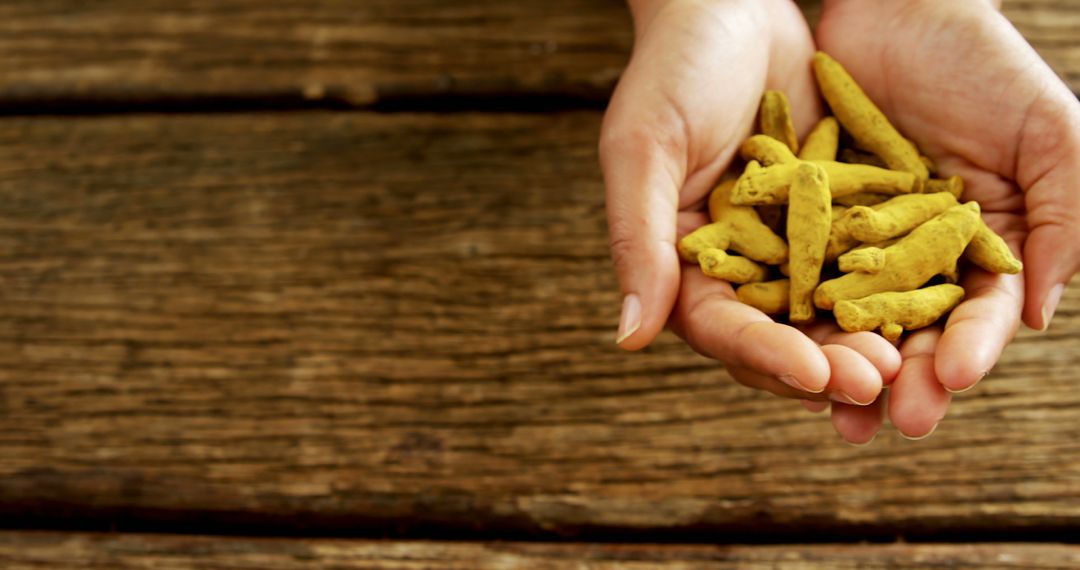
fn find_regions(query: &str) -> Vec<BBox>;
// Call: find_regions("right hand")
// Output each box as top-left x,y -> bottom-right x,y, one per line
600,0 -> 900,444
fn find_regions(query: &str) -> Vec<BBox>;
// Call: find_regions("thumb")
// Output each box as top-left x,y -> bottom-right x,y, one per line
1022,216 -> 1079,331
1019,99 -> 1080,331
600,128 -> 684,351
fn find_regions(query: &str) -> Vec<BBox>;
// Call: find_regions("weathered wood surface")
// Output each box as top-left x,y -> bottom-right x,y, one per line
0,111 -> 1078,536
3,533 -> 1080,570
0,0 -> 632,107
1002,0 -> 1080,90
0,0 -> 1075,109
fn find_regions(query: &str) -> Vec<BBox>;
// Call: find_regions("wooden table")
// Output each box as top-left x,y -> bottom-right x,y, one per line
0,1 -> 1078,567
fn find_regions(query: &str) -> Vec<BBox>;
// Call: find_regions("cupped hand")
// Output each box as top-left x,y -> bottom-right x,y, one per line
601,0 -> 901,442
816,0 -> 1080,439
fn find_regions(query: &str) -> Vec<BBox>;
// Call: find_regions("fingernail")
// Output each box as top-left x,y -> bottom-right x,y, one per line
801,399 -> 829,413
944,371 -> 986,394
778,374 -> 824,394
845,434 -> 877,448
829,391 -> 874,406
899,423 -> 939,441
1041,283 -> 1065,331
615,293 -> 642,345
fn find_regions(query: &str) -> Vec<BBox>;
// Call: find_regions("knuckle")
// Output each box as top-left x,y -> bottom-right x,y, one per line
608,232 -> 639,271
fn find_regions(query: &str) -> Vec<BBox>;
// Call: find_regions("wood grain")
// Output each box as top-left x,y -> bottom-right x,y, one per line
0,0 -> 632,107
0,0 -> 1075,109
0,111 -> 1078,536
1002,0 -> 1080,90
3,533 -> 1080,569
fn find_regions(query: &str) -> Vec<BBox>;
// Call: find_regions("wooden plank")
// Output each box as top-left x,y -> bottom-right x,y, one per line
0,112 -> 1078,536
0,0 -> 632,107
1002,0 -> 1080,90
0,1 -> 1075,108
2,533 -> 1080,569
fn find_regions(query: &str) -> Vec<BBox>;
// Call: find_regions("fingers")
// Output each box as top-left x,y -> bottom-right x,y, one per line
820,344 -> 883,406
831,398 -> 884,446
600,118 -> 684,351
890,328 -> 950,439
728,365 -> 825,401
935,267 -> 1023,393
727,345 -> 882,406
802,400 -> 830,413
801,322 -> 902,385
673,267 -> 830,393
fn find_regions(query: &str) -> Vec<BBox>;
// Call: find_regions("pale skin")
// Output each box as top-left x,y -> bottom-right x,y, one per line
602,0 -> 1080,443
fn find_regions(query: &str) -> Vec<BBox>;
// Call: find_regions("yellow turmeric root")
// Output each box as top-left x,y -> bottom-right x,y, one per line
814,203 -> 981,310
813,52 -> 929,180
825,206 -> 865,262
707,178 -> 738,222
921,155 -> 939,176
798,117 -> 840,161
732,160 -> 918,205
841,148 -> 937,176
834,284 -> 965,341
844,192 -> 959,243
837,247 -> 886,274
737,279 -> 791,315
698,249 -> 768,283
689,178 -> 788,265
787,163 -> 831,323
740,134 -> 797,166
833,192 -> 892,207
671,57 -> 1023,342
838,148 -> 887,169
760,90 -> 799,154
966,222 -> 1023,274
926,175 -> 964,199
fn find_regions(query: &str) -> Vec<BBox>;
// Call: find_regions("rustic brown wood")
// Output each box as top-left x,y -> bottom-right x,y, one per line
2,533 -> 1080,569
1002,0 -> 1080,90
0,0 -> 632,107
0,0 -> 1075,109
0,111 -> 1078,536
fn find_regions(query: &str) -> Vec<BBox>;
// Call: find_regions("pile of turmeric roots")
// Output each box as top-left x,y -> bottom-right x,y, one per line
678,52 -> 1022,341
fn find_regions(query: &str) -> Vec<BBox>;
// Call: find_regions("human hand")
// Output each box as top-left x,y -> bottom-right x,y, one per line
815,0 -> 1080,439
601,0 -> 901,443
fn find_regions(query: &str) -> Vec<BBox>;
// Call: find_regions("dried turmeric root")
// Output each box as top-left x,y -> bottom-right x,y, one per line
966,221 -> 1023,274
837,247 -> 886,274
833,192 -> 892,207
844,192 -> 959,243
798,117 -> 840,161
787,163 -> 831,323
760,90 -> 799,154
732,160 -> 918,205
814,203 -> 981,310
835,284 -> 965,341
926,175 -> 964,199
812,52 -> 929,180
740,134 -> 797,166
671,53 -> 1024,343
825,204 -> 867,262
737,279 -> 791,315
698,249 -> 768,283
685,178 -> 788,265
